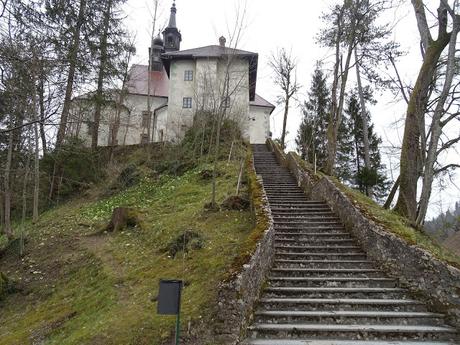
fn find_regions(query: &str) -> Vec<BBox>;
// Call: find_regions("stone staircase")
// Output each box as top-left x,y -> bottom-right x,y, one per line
243,145 -> 459,345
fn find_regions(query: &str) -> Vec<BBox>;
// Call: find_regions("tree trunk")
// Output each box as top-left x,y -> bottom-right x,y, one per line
37,69 -> 47,154
211,112 -> 223,207
56,0 -> 86,149
3,130 -> 13,239
395,35 -> 450,221
91,0 -> 112,150
235,156 -> 244,195
325,27 -> 341,175
384,176 -> 400,209
355,48 -> 372,197
325,43 -> 354,175
281,96 -> 290,149
416,24 -> 458,227
21,137 -> 32,256
33,121 -> 40,222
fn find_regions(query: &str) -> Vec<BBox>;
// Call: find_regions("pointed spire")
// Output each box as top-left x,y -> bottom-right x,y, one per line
168,1 -> 177,28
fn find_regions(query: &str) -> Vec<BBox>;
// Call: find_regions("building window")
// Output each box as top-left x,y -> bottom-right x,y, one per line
142,111 -> 152,128
184,70 -> 193,81
182,97 -> 192,109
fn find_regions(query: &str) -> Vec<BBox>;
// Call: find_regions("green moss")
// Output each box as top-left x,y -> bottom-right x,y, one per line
0,157 -> 253,345
223,145 -> 271,281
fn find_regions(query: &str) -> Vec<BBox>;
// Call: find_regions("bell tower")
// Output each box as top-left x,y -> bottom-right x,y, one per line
162,1 -> 182,52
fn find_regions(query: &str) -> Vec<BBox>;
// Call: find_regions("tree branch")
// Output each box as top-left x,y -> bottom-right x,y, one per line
434,163 -> 460,175
411,0 -> 433,50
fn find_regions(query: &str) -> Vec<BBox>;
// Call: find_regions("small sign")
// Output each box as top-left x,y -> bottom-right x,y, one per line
157,279 -> 183,315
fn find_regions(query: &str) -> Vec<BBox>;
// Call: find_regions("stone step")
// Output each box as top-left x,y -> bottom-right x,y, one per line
272,200 -> 330,206
258,173 -> 293,175
275,226 -> 346,232
275,239 -> 353,244
264,287 -> 408,299
275,245 -> 362,253
270,268 -> 381,279
275,221 -> 343,226
275,252 -> 368,260
272,212 -> 336,217
254,310 -> 446,326
248,323 -> 457,340
264,181 -> 299,187
264,188 -> 304,191
274,259 -> 371,264
275,252 -> 365,259
273,215 -> 340,219
275,233 -> 351,239
244,339 -> 455,345
258,298 -> 428,312
268,276 -> 396,288
271,208 -> 332,212
274,218 -> 341,223
264,183 -> 305,188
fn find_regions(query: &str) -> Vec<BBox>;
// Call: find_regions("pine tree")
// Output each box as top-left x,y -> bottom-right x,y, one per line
344,89 -> 389,202
295,63 -> 330,169
89,0 -> 132,149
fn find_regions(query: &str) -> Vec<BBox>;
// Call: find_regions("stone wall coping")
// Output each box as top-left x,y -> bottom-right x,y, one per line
213,148 -> 276,344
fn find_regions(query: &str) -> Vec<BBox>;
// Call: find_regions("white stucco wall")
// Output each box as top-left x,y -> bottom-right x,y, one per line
166,60 -> 196,139
68,94 -> 167,147
249,105 -> 271,144
166,56 -> 250,141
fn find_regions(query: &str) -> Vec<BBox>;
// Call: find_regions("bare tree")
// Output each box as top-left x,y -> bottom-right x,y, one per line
415,0 -> 460,226
55,0 -> 87,149
269,48 -> 300,149
395,0 -> 456,222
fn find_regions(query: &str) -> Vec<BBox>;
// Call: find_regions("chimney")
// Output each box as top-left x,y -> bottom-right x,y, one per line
219,36 -> 226,47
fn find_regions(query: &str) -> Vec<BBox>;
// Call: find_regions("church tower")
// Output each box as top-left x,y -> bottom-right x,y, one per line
149,33 -> 164,71
162,1 -> 182,52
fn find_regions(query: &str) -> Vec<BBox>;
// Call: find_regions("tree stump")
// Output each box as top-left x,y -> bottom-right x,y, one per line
105,207 -> 141,232
221,196 -> 250,211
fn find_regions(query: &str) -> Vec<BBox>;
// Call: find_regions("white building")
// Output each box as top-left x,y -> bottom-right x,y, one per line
68,1 -> 274,146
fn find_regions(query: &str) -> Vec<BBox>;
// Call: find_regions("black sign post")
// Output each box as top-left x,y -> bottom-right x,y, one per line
157,280 -> 183,345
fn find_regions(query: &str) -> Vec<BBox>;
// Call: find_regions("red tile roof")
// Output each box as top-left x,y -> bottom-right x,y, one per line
125,64 -> 169,98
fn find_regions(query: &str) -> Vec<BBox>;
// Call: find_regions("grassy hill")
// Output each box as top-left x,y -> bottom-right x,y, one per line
0,154 -> 254,345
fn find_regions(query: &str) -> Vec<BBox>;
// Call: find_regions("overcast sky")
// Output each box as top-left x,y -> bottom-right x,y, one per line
123,0 -> 459,218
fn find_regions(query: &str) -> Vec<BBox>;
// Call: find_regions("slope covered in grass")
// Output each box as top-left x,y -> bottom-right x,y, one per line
0,160 -> 253,345
333,181 -> 460,268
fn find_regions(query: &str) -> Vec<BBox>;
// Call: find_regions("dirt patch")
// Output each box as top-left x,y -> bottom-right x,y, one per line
164,231 -> 204,258
221,195 -> 250,211
30,311 -> 77,345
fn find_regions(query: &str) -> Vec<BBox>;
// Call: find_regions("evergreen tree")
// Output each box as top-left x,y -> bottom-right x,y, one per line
89,0 -> 132,149
296,62 -> 329,169
343,89 -> 389,202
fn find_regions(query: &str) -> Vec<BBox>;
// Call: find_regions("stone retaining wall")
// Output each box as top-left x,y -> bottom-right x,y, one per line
267,139 -> 460,328
212,152 -> 275,344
